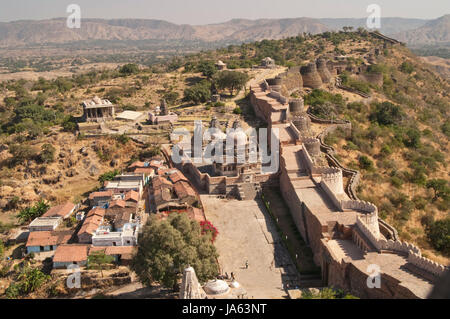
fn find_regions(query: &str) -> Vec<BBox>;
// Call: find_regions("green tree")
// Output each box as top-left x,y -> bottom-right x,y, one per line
98,169 -> 120,186
119,63 -> 140,75
214,71 -> 248,96
39,143 -> 56,163
370,102 -> 404,126
426,179 -> 450,201
8,143 -> 39,165
197,60 -> 217,78
17,200 -> 50,223
131,213 -> 219,289
88,251 -> 115,278
358,155 -> 374,171
183,81 -> 211,104
426,218 -> 450,255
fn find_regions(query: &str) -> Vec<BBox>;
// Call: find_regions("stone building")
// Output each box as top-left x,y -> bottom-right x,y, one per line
261,57 -> 276,69
149,99 -> 178,125
82,96 -> 115,122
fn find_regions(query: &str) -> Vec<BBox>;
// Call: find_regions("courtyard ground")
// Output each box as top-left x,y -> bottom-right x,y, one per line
201,195 -> 300,299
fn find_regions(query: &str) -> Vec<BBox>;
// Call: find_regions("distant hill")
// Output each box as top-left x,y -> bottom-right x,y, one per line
319,17 -> 429,36
0,17 -> 330,47
394,14 -> 450,45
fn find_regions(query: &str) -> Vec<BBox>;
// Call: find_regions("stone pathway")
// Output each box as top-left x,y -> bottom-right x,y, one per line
201,195 -> 300,299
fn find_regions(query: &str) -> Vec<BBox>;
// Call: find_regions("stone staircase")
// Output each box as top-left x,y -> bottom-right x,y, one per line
298,273 -> 324,288
237,183 -> 261,201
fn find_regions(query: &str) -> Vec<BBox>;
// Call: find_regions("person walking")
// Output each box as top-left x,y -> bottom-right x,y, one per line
245,260 -> 249,269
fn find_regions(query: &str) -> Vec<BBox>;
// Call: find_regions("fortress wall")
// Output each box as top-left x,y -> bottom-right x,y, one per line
279,165 -> 308,241
360,72 -> 383,86
300,63 -> 323,89
320,180 -> 343,211
316,59 -> 332,84
408,252 -> 447,277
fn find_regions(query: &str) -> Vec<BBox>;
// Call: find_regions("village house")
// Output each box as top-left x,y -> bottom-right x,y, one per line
104,174 -> 145,196
26,231 -> 72,254
53,244 -> 90,269
89,190 -> 113,207
149,169 -> 199,213
29,216 -> 62,232
42,202 -> 77,219
77,207 -> 106,244
89,246 -> 136,265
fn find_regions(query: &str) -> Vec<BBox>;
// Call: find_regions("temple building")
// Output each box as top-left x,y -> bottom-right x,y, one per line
149,99 -> 178,125
82,96 -> 115,122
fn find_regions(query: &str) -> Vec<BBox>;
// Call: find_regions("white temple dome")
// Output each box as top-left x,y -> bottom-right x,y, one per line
203,279 -> 230,295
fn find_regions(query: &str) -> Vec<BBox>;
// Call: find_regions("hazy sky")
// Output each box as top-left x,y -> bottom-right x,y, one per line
0,0 -> 449,24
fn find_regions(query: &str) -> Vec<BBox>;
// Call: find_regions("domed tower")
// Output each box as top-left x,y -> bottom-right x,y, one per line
289,98 -> 305,115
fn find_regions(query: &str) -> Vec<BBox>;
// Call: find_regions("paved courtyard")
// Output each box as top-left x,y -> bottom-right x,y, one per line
201,195 -> 300,299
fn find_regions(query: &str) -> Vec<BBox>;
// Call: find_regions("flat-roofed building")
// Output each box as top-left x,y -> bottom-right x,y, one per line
29,217 -> 62,232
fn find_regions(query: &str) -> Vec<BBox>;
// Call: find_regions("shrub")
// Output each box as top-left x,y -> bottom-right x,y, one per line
119,63 -> 139,75
39,143 -> 56,163
400,62 -> 414,74
370,102 -> 404,126
17,200 -> 50,223
426,218 -> 450,255
358,155 -> 374,170
183,80 -> 211,104
233,107 -> 242,114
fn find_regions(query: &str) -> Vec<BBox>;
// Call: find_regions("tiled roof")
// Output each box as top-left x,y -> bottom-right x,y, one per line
167,170 -> 188,184
109,199 -> 126,208
53,245 -> 89,263
133,167 -> 154,175
124,190 -> 139,202
89,190 -> 113,200
79,208 -> 106,236
42,202 -> 76,218
26,231 -> 72,247
152,176 -> 173,189
86,207 -> 106,218
173,181 -> 197,199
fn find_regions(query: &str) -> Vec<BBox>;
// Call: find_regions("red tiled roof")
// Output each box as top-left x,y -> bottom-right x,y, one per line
86,207 -> 106,218
133,167 -> 154,175
124,190 -> 139,202
53,245 -> 89,263
167,170 -> 188,184
152,176 -> 173,189
173,181 -> 197,199
26,231 -> 72,247
89,190 -> 113,200
78,208 -> 105,236
109,199 -> 126,208
42,202 -> 76,218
